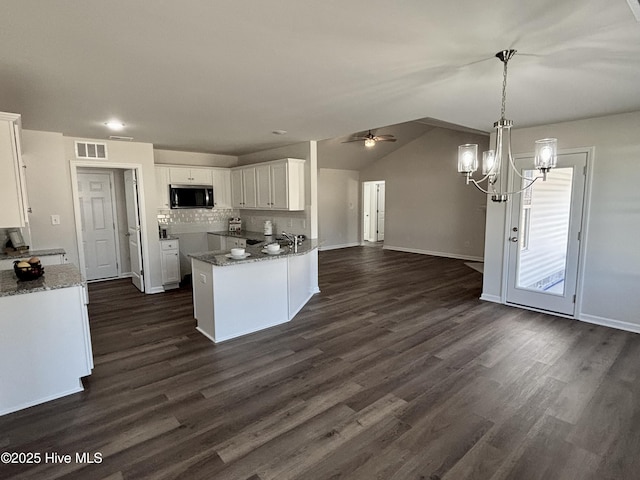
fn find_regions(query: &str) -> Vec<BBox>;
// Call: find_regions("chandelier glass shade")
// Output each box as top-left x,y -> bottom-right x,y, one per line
457,50 -> 557,202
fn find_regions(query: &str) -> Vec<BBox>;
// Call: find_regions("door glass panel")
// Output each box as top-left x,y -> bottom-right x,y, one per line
516,167 -> 574,295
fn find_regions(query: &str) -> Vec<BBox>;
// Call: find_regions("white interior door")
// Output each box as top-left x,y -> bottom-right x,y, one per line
78,172 -> 118,280
363,183 -> 371,241
376,182 -> 385,242
506,152 -> 587,315
124,169 -> 144,292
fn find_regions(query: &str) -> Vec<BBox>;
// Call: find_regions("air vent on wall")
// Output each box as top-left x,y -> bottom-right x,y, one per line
75,141 -> 107,160
626,0 -> 640,21
109,135 -> 133,141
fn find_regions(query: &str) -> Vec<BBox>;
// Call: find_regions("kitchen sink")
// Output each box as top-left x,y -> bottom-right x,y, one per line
246,239 -> 262,246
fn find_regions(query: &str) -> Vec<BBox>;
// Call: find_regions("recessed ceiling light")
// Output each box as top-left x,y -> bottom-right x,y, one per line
105,120 -> 125,131
272,130 -> 287,135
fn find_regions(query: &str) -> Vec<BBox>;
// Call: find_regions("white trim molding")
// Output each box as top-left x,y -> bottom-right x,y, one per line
382,245 -> 484,262
578,313 -> 640,335
480,293 -> 502,304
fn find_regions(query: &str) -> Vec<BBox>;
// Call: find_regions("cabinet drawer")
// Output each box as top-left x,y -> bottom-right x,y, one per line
161,240 -> 178,251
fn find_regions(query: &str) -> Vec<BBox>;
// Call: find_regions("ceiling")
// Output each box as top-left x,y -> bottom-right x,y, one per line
2,0 -> 640,156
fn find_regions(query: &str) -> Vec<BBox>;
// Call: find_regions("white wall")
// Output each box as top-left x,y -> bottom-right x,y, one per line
238,142 -> 318,239
21,130 -> 78,263
318,169 -> 360,250
360,127 -> 489,261
482,110 -> 640,329
154,149 -> 237,167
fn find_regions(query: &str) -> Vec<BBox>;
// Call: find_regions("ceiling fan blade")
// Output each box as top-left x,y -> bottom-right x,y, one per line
377,138 -> 397,142
342,138 -> 367,143
374,135 -> 395,139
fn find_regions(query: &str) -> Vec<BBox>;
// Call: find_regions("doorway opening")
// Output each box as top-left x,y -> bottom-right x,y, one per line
71,163 -> 148,293
362,181 -> 385,245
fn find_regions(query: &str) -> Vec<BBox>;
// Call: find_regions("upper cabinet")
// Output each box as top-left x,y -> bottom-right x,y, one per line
156,165 -> 232,210
169,167 -> 212,185
0,112 -> 29,228
211,168 -> 232,209
155,166 -> 170,209
236,158 -> 304,211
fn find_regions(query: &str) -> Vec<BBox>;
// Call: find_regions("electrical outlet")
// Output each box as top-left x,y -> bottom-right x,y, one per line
302,219 -> 306,229
51,214 -> 60,225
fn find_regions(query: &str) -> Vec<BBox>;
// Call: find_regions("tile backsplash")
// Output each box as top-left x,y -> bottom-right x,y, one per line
157,208 -> 237,233
157,208 -> 309,237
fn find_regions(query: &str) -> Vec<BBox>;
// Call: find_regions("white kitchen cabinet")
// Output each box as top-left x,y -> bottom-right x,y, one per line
211,168 -> 232,208
155,166 -> 170,209
231,159 -> 304,211
207,233 -> 247,251
230,166 -> 257,208
0,112 -> 28,228
256,164 -> 272,208
169,167 -> 212,185
160,239 -> 180,289
228,237 -> 246,249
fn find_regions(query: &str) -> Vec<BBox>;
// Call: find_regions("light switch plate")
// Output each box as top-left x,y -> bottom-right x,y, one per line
51,214 -> 60,225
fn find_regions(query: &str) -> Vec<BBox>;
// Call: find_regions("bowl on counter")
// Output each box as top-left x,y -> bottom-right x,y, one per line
265,243 -> 281,253
13,258 -> 45,281
230,247 -> 246,258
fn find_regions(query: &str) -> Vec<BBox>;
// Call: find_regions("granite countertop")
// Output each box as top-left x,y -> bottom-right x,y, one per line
0,264 -> 84,297
190,239 -> 318,267
0,248 -> 66,261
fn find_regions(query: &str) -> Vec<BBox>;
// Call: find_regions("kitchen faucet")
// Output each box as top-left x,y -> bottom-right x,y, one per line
281,231 -> 299,252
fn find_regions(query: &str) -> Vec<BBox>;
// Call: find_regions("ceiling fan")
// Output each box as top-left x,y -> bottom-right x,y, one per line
342,130 -> 397,147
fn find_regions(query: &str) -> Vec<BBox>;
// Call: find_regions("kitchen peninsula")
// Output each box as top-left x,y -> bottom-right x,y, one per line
190,238 -> 318,343
0,264 -> 93,416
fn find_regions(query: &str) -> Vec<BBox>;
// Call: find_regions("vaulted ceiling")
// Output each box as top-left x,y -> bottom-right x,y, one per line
2,1 -> 640,156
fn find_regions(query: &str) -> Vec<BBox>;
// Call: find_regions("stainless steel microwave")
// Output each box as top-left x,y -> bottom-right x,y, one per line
170,184 -> 214,209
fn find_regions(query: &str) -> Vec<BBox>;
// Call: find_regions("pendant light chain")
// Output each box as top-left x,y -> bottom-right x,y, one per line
500,58 -> 509,120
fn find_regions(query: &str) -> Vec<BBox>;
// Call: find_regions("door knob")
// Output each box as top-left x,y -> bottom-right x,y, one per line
509,236 -> 518,242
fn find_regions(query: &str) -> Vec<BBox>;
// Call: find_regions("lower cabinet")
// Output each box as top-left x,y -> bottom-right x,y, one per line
160,239 -> 180,289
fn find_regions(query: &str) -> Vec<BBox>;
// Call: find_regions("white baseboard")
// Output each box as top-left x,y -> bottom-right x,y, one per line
382,245 -> 484,262
578,313 -> 640,335
318,242 -> 361,251
480,293 -> 502,303
196,326 -> 216,343
0,384 -> 84,417
147,286 -> 166,294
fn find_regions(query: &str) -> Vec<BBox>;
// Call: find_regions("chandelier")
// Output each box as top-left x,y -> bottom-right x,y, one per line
457,49 -> 557,202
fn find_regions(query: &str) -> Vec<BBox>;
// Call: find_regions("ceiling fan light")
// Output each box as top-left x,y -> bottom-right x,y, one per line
364,138 -> 376,147
534,138 -> 557,171
458,144 -> 478,173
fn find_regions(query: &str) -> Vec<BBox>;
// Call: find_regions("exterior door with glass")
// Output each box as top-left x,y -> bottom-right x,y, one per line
506,152 -> 587,315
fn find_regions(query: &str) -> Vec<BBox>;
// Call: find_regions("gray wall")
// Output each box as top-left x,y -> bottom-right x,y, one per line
360,127 -> 489,261
318,168 -> 360,249
482,110 -> 640,329
21,130 -> 77,263
154,149 -> 238,167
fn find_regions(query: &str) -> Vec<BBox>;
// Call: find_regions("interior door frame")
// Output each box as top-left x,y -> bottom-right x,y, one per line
71,161 -> 151,292
499,147 -> 595,319
76,169 -> 122,280
361,180 -> 385,244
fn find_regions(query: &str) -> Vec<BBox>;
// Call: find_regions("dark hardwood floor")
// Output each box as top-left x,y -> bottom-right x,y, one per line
2,247 -> 640,479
